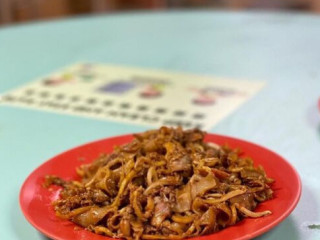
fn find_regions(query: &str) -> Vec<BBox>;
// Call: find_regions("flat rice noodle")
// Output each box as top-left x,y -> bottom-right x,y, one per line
199,207 -> 217,234
162,220 -> 186,235
72,206 -> 116,227
190,171 -> 217,199
229,193 -> 256,210
229,204 -> 238,225
119,219 -> 131,237
235,204 -> 271,218
131,188 -> 147,221
192,197 -> 207,215
240,168 -> 264,179
144,176 -> 181,195
108,213 -> 122,230
94,226 -> 115,237
204,189 -> 246,204
144,197 -> 155,218
164,142 -> 191,172
172,214 -> 194,224
174,183 -> 192,212
95,171 -> 118,196
169,155 -> 191,172
216,203 -> 232,227
131,220 -> 144,239
143,139 -> 159,152
151,201 -> 171,227
122,139 -> 141,153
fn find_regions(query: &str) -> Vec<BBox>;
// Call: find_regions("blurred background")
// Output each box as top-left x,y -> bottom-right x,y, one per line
1,0 -> 320,26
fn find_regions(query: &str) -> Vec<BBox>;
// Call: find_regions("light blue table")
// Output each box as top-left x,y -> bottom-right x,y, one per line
0,11 -> 319,240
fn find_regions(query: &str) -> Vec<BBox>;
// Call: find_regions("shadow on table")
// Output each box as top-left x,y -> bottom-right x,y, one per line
257,183 -> 319,240
254,216 -> 299,240
38,234 -> 51,240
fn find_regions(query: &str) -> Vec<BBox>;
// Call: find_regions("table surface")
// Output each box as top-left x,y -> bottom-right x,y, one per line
0,10 -> 319,240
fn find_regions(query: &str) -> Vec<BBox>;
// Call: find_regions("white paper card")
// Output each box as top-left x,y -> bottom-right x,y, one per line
0,63 -> 265,130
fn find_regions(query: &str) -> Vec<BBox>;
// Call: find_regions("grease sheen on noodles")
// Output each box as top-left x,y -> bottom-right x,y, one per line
45,127 -> 274,240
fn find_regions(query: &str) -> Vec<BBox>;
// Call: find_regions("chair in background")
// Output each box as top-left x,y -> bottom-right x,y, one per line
1,0 -> 320,26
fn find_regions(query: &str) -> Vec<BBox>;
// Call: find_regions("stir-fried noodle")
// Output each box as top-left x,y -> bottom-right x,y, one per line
45,127 -> 273,240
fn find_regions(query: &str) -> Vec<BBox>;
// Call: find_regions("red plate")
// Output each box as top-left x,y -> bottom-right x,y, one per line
20,134 -> 301,240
